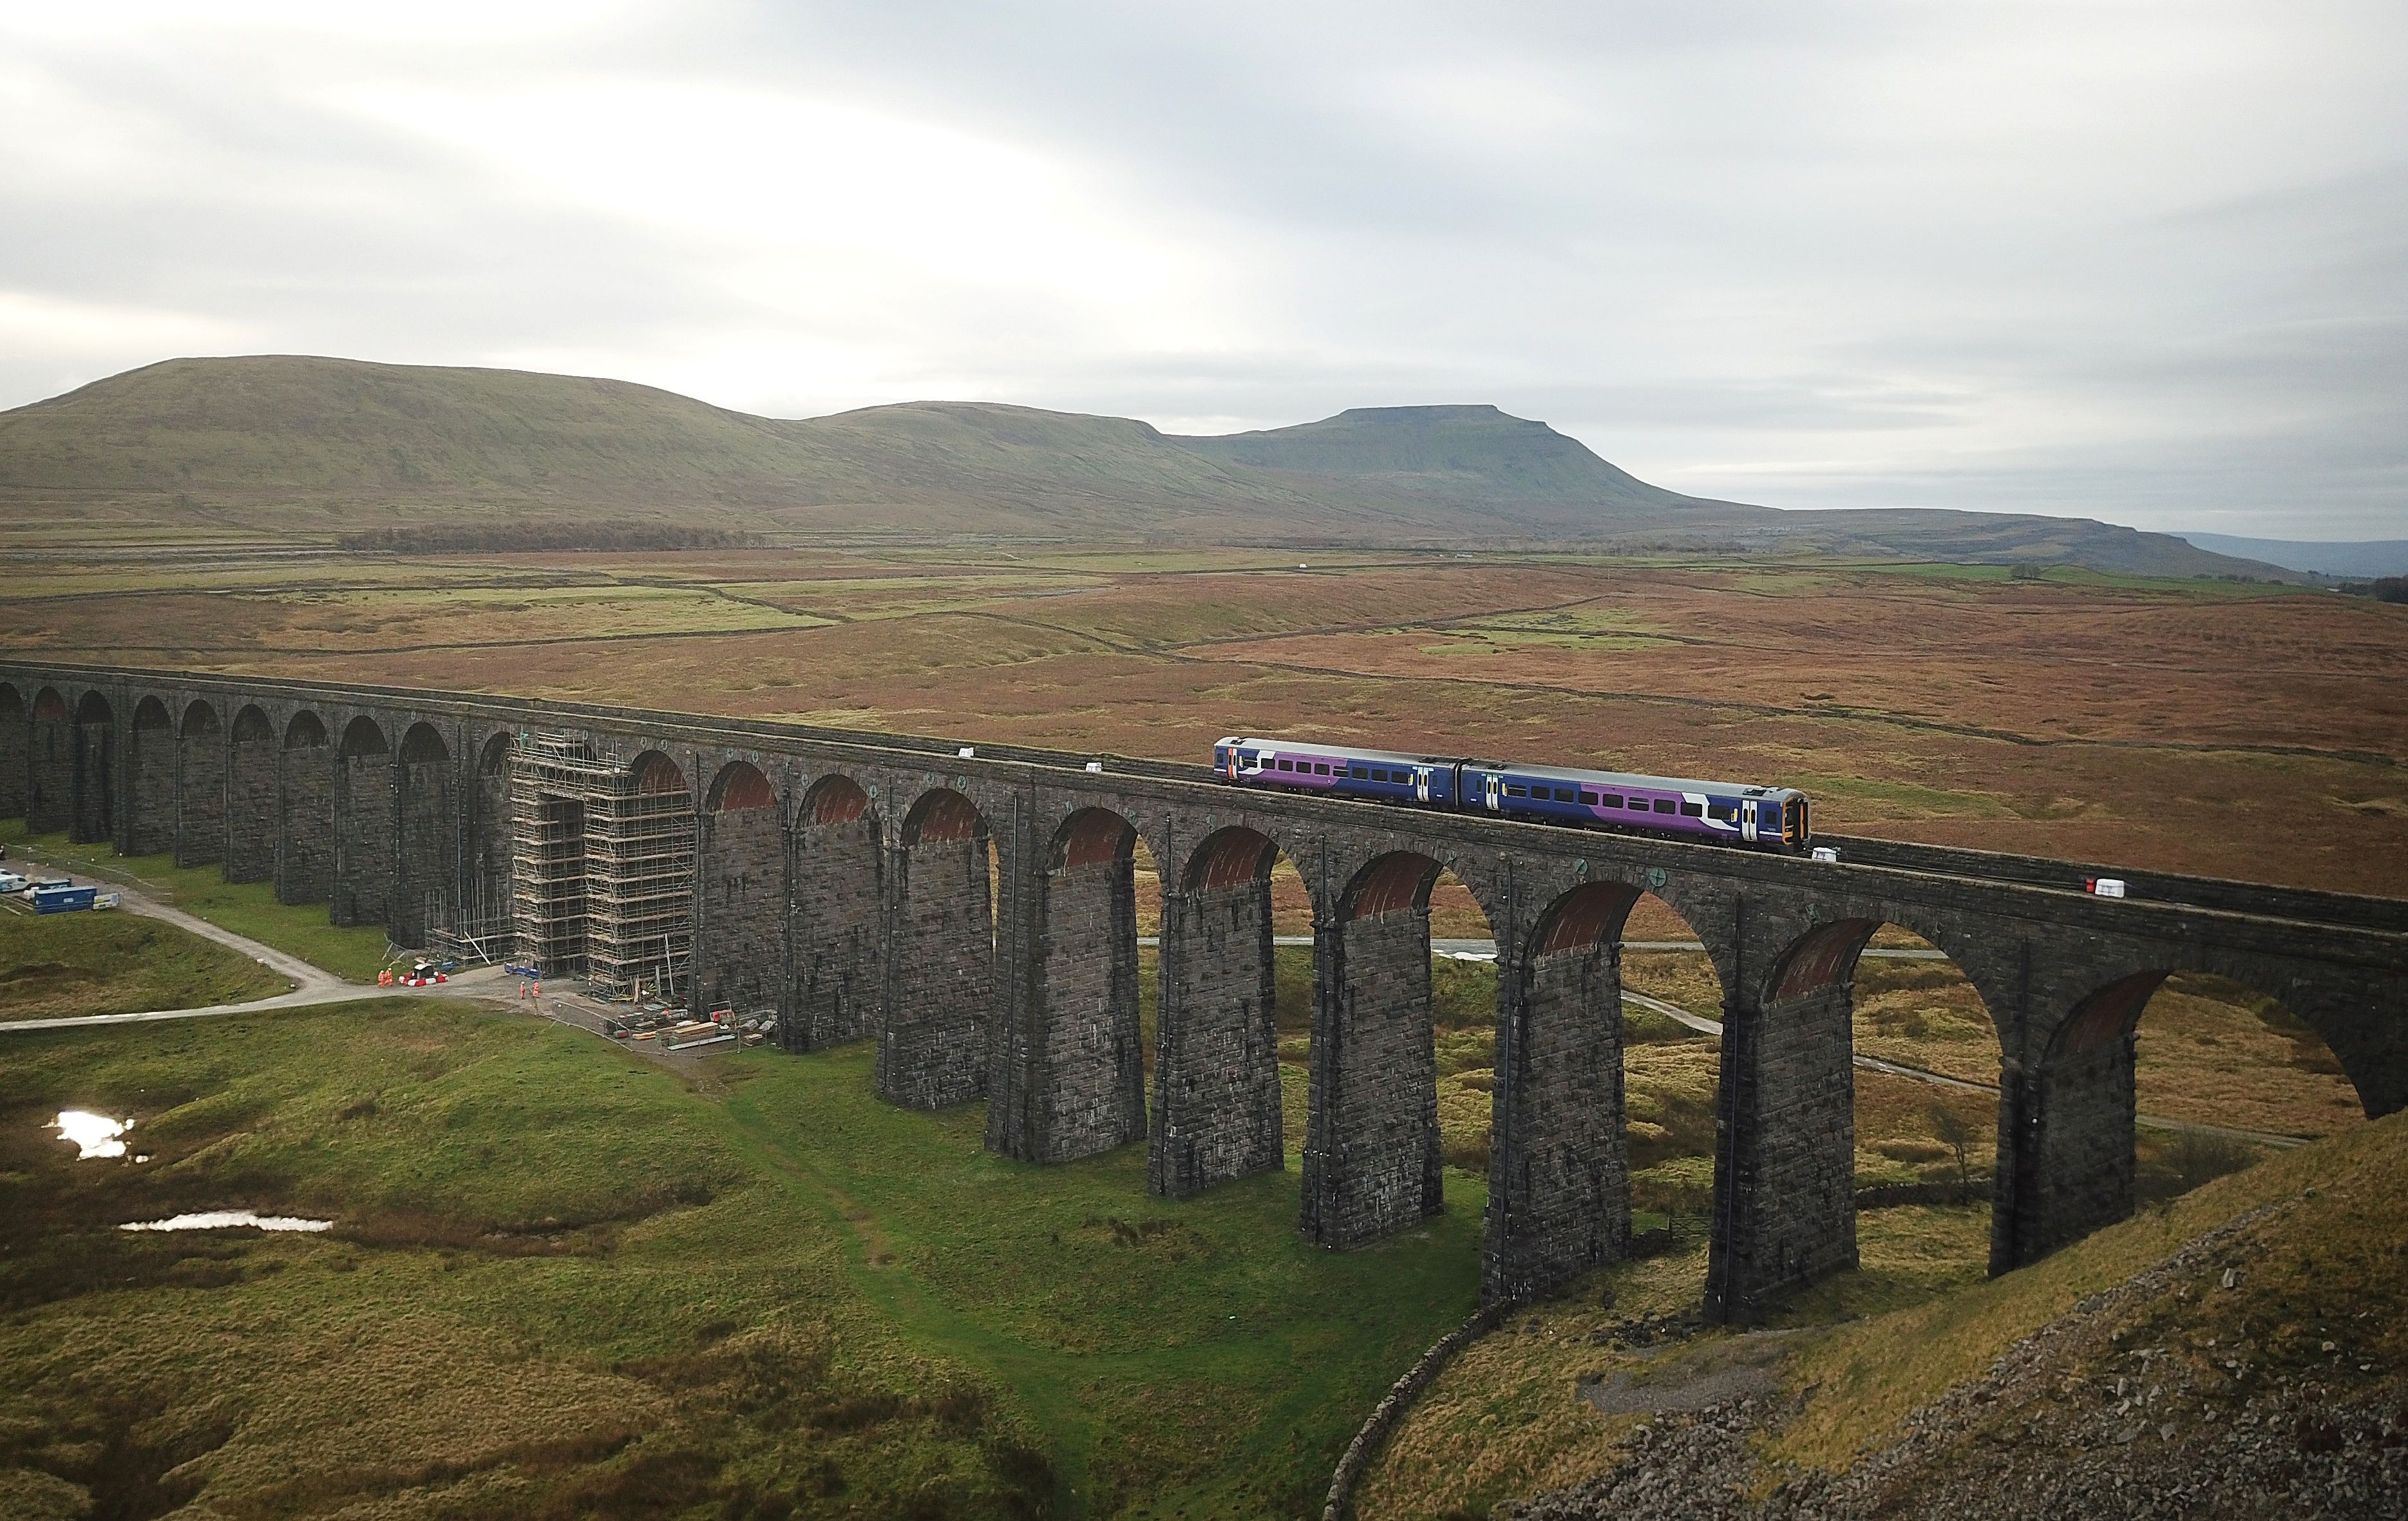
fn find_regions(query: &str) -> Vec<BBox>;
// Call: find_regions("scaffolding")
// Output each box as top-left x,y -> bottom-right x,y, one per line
425,875 -> 513,966
508,732 -> 694,998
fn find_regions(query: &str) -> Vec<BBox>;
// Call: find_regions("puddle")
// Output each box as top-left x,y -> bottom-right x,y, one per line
120,1211 -> 332,1234
52,1110 -> 131,1159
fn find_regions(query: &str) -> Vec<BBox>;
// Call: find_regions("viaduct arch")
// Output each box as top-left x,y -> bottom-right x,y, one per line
2,660 -> 2399,1326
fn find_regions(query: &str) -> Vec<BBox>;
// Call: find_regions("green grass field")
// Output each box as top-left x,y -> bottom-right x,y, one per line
0,1002 -> 1485,1518
1,821 -> 392,981
0,906 -> 284,1020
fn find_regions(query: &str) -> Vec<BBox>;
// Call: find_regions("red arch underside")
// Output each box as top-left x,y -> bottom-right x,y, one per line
1349,854 -> 1436,920
1772,918 -> 1882,1001
1535,882 -> 1640,955
808,777 -> 870,825
714,765 -> 775,811
1060,810 -> 1131,868
911,791 -> 981,844
1188,829 -> 1273,890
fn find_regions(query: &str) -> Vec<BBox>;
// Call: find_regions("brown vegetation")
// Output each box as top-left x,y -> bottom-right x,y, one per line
5,548 -> 2397,894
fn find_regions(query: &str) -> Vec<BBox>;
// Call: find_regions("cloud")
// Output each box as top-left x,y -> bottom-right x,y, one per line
0,0 -> 2402,537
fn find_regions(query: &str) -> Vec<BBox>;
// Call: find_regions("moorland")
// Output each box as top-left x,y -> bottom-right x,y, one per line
1,356 -> 2402,1518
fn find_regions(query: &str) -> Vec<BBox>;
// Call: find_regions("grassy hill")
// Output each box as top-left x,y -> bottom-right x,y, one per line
1363,1109 -> 2408,1518
0,354 -> 2295,577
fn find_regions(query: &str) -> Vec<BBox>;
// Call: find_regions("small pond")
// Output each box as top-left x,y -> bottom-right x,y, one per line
120,1211 -> 332,1234
51,1109 -> 132,1159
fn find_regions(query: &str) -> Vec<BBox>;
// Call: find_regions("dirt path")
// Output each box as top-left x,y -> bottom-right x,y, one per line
1,842 -> 510,1032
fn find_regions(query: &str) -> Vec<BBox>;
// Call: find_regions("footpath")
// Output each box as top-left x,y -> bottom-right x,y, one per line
0,841 -> 507,1033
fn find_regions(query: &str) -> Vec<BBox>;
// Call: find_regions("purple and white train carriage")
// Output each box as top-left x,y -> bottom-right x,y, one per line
1211,737 -> 1812,852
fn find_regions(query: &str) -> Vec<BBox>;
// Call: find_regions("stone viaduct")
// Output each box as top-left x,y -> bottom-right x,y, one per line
6,660 -> 2404,1323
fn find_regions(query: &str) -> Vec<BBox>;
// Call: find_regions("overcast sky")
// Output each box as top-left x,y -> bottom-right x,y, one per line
3,2 -> 2402,537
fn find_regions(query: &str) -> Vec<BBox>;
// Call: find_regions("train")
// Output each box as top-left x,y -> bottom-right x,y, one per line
1211,737 -> 1812,852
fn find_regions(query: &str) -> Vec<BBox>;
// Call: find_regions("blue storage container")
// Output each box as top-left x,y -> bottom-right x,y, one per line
33,885 -> 97,914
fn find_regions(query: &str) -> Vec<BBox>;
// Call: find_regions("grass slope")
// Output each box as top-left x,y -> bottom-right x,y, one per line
0,1003 -> 1485,1519
1767,1107 -> 2408,1475
1361,1112 -> 2408,1518
3,821 -> 394,981
0,906 -> 284,1020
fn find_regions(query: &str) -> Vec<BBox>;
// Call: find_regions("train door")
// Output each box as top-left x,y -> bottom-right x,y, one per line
1740,803 -> 1758,844
1414,766 -> 1432,803
1482,772 -> 1501,812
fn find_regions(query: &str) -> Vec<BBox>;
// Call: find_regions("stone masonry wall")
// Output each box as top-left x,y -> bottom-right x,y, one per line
127,714 -> 175,856
70,715 -> 113,844
333,747 -> 393,928
0,687 -> 23,819
880,830 -> 994,1109
471,765 -> 510,912
1488,941 -> 1629,1302
394,754 -> 451,946
1307,906 -> 1443,1248
1150,877 -> 1285,1198
792,812 -> 880,1049
279,741 -> 334,905
1720,982 -> 1858,1319
225,720 -> 276,882
697,804 -> 786,1017
26,708 -> 66,835
175,713 -> 224,868
2015,1031 -> 2138,1263
1031,853 -> 1147,1162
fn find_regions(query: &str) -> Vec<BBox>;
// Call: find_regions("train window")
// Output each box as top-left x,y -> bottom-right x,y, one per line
1599,794 -> 1622,808
1680,801 -> 1703,818
1709,803 -> 1737,822
1579,790 -> 1599,805
1504,784 -> 1528,797
1277,759 -> 1294,771
1553,788 -> 1575,802
1314,763 -> 1331,775
1653,798 -> 1676,814
1351,766 -> 1369,779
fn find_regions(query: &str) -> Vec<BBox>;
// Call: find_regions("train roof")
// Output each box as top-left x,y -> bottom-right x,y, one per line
1477,760 -> 1802,799
1226,738 -> 1466,767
